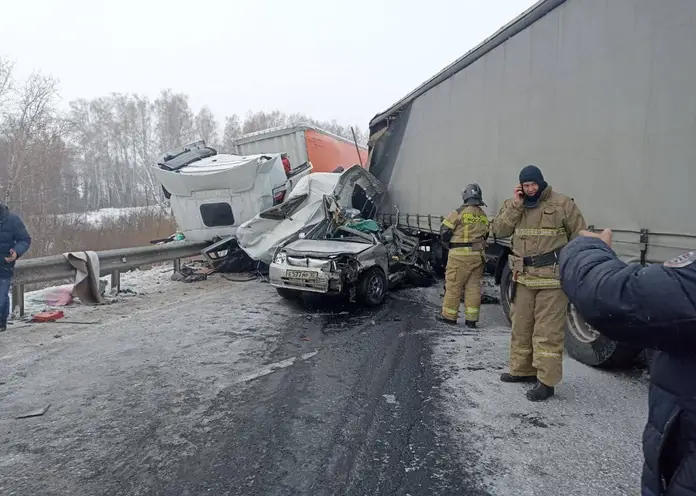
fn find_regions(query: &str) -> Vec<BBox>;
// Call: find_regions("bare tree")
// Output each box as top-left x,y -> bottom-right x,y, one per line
0,70 -> 62,209
241,110 -> 289,134
221,114 -> 242,152
249,110 -> 368,146
0,58 -> 14,113
194,106 -> 219,147
154,89 -> 195,152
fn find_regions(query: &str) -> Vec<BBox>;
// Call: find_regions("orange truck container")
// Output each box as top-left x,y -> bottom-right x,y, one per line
232,123 -> 368,174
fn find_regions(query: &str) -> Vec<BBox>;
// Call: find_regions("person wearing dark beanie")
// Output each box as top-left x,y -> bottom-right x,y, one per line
491,165 -> 587,402
518,165 -> 548,208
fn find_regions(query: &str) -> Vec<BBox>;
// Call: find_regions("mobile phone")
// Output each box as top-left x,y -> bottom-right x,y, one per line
516,184 -> 524,199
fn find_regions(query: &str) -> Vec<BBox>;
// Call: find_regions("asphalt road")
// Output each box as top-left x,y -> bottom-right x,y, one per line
0,272 -> 648,495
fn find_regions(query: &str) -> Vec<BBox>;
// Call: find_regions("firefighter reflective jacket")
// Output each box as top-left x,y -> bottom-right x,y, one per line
492,186 -> 586,288
441,205 -> 489,256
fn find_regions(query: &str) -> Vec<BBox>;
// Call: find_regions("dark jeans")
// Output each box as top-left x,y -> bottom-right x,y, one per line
0,277 -> 12,326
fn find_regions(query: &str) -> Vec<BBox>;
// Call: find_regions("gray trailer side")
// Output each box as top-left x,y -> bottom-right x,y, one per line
367,0 -> 696,367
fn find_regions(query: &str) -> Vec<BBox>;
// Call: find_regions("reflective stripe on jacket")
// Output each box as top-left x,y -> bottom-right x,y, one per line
491,186 -> 586,288
442,205 -> 489,256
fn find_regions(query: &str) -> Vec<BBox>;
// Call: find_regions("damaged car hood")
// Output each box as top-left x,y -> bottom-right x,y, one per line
283,239 -> 372,258
238,166 -> 385,263
237,173 -> 341,263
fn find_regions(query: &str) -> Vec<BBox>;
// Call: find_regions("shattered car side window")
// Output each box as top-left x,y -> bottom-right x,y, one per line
259,194 -> 309,220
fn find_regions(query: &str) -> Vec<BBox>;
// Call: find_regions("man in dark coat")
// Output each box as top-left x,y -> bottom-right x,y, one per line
0,203 -> 31,331
559,228 -> 696,496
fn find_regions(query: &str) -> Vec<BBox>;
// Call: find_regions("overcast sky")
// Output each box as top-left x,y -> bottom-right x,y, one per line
1,0 -> 536,128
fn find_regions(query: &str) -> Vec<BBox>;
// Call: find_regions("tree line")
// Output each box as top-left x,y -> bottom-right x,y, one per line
0,58 -> 370,217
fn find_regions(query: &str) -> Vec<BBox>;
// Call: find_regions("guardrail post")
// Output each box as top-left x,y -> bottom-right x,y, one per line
173,258 -> 181,274
11,283 -> 25,317
111,269 -> 120,293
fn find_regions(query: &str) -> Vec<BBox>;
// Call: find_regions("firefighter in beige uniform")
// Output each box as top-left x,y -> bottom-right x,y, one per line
492,166 -> 586,402
438,184 -> 489,328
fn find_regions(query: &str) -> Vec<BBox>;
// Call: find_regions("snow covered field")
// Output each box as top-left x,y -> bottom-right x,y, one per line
56,206 -> 171,227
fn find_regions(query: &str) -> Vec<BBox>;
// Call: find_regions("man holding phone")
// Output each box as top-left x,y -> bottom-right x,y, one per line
491,165 -> 586,401
0,202 -> 31,332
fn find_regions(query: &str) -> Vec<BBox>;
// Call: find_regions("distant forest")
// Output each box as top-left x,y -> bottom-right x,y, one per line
0,57 -> 369,216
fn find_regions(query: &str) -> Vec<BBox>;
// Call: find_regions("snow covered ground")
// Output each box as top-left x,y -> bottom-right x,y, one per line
56,206 -> 171,227
414,280 -> 648,496
16,264 -> 178,318
2,270 -> 650,495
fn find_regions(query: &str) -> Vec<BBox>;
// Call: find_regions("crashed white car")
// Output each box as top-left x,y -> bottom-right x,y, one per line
252,166 -> 431,306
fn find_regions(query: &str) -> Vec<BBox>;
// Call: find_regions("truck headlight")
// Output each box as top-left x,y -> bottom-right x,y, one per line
274,251 -> 287,264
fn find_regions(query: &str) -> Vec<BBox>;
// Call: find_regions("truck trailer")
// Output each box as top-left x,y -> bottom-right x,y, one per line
367,0 -> 696,368
232,123 -> 368,174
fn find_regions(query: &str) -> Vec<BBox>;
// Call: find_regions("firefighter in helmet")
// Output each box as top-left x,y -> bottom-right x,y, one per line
438,183 -> 490,328
491,165 -> 587,402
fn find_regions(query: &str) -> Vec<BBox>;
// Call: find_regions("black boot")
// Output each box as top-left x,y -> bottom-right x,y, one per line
500,372 -> 536,383
526,381 -> 555,402
465,320 -> 477,329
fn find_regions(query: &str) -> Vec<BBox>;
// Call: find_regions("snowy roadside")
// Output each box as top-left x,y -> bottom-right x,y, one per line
429,296 -> 648,495
14,264 -> 178,319
0,276 -> 298,494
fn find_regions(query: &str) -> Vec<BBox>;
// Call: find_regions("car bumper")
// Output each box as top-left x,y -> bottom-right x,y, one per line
269,262 -> 343,294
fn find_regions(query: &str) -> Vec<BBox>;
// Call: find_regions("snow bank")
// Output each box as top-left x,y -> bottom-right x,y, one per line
56,206 -> 171,227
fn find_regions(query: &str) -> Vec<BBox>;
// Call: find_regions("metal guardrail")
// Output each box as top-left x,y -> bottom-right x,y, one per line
11,241 -> 208,317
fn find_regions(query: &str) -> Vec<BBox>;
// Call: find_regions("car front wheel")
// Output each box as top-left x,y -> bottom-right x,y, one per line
357,268 -> 387,307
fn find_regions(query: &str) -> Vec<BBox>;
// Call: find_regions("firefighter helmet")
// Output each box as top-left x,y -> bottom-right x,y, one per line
462,183 -> 486,206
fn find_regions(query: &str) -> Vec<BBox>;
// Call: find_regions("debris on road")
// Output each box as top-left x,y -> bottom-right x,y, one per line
16,403 -> 51,419
45,320 -> 102,325
480,293 -> 500,305
31,310 -> 65,323
171,264 -> 211,283
41,285 -> 75,306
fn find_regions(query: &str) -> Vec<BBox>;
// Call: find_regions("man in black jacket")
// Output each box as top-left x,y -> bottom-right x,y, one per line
0,203 -> 31,331
559,229 -> 695,496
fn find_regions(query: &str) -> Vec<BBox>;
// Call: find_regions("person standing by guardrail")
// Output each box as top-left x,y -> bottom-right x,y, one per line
0,202 -> 31,331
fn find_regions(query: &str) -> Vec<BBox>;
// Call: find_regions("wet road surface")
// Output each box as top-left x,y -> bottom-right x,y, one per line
0,276 -> 647,495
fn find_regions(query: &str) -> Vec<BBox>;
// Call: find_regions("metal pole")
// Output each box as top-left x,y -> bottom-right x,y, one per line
351,127 -> 364,167
111,269 -> 120,293
11,283 -> 25,317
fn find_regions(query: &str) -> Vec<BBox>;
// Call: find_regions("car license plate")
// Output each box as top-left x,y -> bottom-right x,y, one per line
286,270 -> 317,280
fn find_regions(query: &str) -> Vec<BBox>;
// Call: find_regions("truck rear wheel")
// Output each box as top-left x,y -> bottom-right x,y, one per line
565,304 -> 641,368
432,242 -> 447,276
500,263 -> 513,324
500,262 -> 640,369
